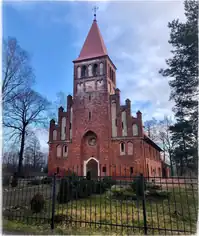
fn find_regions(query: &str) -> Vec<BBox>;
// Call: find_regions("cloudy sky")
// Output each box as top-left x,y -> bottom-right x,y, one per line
3,0 -> 186,151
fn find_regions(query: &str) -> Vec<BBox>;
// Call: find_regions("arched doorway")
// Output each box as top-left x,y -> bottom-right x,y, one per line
84,158 -> 99,179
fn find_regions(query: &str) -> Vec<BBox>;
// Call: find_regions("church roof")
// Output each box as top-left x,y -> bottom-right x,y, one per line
74,20 -> 108,62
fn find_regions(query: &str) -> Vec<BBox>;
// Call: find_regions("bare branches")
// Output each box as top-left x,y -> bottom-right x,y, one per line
2,37 -> 35,106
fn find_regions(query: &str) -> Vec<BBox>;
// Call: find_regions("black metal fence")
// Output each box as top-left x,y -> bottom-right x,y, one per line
2,173 -> 198,235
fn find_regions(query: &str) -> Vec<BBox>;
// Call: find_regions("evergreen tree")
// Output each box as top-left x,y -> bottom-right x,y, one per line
159,0 -> 198,175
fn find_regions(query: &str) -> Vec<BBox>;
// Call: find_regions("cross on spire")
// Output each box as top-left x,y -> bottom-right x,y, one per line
92,6 -> 99,21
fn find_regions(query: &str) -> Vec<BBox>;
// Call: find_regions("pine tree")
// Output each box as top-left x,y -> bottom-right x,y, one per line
159,0 -> 198,176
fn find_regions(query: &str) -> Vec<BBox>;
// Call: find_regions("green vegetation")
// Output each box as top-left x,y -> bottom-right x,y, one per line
3,177 -> 198,235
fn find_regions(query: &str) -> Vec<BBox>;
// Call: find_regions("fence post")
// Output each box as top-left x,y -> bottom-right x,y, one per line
140,174 -> 147,235
51,173 -> 56,231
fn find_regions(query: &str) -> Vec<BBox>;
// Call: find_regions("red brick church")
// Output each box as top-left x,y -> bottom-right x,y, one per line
48,17 -> 169,178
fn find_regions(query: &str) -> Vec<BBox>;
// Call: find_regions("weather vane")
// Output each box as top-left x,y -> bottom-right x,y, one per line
92,6 -> 99,21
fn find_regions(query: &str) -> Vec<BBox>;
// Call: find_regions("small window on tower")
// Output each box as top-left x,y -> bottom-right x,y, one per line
100,63 -> 103,75
93,64 -> 98,76
81,65 -> 87,77
69,123 -> 71,129
120,142 -> 125,155
89,94 -> 91,101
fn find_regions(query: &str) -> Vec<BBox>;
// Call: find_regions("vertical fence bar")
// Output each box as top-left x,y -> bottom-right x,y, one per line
51,173 -> 56,231
140,174 -> 147,235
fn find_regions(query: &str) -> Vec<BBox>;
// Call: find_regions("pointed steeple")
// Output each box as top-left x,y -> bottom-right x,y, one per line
74,20 -> 108,62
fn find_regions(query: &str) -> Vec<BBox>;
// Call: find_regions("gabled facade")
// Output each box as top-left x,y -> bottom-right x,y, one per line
48,18 -> 167,178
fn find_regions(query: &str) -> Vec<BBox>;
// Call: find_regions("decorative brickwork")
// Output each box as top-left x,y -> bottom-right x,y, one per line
48,19 -> 169,178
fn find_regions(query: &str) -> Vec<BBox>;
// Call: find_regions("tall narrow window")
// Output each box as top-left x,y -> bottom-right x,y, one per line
63,145 -> 68,158
100,63 -> 103,75
89,94 -> 91,101
127,142 -> 133,155
77,67 -> 81,78
57,167 -> 60,174
130,167 -> 133,174
122,122 -> 124,129
89,112 -> 91,120
93,64 -> 98,76
88,65 -> 92,77
81,65 -> 86,77
109,67 -> 111,78
57,145 -> 62,158
53,130 -> 57,141
132,124 -> 138,136
69,123 -> 71,129
120,142 -> 125,155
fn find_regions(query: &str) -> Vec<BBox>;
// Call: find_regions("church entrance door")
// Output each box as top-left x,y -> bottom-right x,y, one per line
85,158 -> 98,179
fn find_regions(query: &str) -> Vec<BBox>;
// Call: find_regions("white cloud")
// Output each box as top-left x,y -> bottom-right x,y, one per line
53,1 -> 185,121
4,1 -> 186,149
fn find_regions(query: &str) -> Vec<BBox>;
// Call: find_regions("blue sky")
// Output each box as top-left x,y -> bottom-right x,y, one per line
3,0 -> 185,151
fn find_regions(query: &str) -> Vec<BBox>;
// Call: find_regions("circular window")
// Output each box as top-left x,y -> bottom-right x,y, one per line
88,137 -> 96,146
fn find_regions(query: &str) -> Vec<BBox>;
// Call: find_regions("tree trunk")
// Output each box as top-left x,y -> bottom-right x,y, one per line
17,127 -> 26,175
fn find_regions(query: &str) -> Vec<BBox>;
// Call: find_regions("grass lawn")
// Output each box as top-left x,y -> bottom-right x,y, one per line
3,182 -> 198,235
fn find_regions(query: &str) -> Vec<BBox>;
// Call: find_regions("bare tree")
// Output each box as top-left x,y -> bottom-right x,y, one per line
3,88 -> 51,175
2,37 -> 34,106
159,116 -> 174,175
144,118 -> 159,143
24,133 -> 44,169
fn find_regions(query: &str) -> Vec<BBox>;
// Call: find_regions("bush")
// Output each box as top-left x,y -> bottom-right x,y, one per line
57,179 -> 72,204
3,175 -> 10,187
146,182 -> 161,190
147,189 -> 170,199
11,174 -> 18,188
28,179 -> 41,185
93,181 -> 107,194
30,193 -> 45,213
111,188 -> 137,200
130,176 -> 146,195
102,177 -> 116,188
41,177 -> 52,185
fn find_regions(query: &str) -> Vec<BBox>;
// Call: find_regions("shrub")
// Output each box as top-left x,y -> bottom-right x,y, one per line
147,189 -> 170,199
57,179 -> 72,203
3,175 -> 10,187
30,193 -> 45,213
27,179 -> 41,185
111,188 -> 137,200
146,182 -> 161,190
93,181 -> 106,194
11,174 -> 18,188
102,177 -> 116,188
131,176 -> 146,195
41,177 -> 52,185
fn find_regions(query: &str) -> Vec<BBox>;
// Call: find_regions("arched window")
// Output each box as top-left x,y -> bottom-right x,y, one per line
132,124 -> 139,136
127,142 -> 133,155
57,145 -> 62,158
120,142 -> 125,155
109,67 -> 111,78
88,65 -> 92,77
81,65 -> 87,77
53,130 -> 57,141
77,67 -> 81,78
93,64 -> 98,76
99,63 -> 103,75
63,145 -> 68,157
89,111 -> 91,121
61,117 -> 66,140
